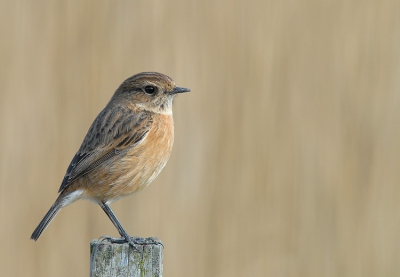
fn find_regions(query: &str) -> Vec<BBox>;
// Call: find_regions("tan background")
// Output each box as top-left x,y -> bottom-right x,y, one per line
1,0 -> 400,276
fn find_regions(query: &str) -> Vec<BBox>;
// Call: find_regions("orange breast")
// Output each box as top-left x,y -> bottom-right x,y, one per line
81,114 -> 174,203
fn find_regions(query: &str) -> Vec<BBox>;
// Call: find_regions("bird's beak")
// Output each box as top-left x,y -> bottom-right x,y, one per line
170,86 -> 191,94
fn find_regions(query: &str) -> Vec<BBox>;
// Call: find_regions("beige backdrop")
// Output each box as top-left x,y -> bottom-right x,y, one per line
1,1 -> 400,276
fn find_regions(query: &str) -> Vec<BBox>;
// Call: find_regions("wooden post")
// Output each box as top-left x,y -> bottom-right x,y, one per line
90,237 -> 163,277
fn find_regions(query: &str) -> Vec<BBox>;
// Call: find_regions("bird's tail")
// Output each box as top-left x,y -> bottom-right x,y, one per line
31,201 -> 62,241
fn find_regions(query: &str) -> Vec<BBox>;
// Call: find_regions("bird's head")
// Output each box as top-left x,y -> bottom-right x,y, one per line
114,72 -> 190,115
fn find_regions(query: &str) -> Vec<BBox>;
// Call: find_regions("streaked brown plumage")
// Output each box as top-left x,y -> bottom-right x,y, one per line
31,72 -> 190,249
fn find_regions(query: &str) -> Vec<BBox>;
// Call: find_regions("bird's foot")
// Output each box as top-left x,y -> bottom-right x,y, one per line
129,236 -> 164,248
99,235 -> 163,253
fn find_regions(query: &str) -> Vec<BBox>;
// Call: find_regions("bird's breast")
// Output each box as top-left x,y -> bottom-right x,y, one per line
130,113 -> 175,186
82,114 -> 175,203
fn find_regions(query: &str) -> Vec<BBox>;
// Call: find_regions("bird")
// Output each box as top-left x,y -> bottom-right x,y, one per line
31,72 -> 190,249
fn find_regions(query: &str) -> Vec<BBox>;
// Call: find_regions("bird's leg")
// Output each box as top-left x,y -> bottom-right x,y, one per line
99,202 -> 163,252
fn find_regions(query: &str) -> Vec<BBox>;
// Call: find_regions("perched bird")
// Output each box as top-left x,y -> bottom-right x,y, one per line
31,72 -> 190,248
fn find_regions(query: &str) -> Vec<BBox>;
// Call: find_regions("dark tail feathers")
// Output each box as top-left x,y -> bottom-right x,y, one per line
31,202 -> 61,241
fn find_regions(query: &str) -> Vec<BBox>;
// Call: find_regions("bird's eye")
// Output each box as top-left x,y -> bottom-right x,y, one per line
144,86 -> 156,95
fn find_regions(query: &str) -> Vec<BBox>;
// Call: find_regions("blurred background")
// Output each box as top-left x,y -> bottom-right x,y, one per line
1,0 -> 400,276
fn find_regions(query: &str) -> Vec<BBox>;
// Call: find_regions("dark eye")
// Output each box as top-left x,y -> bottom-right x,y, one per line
144,86 -> 156,95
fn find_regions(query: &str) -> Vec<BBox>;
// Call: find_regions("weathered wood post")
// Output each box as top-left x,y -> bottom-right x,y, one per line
90,237 -> 163,277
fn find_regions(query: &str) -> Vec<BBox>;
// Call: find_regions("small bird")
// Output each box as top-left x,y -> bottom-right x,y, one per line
31,72 -> 190,248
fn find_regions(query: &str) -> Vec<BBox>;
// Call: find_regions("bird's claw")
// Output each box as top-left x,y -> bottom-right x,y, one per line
130,236 -> 164,248
98,235 -> 163,253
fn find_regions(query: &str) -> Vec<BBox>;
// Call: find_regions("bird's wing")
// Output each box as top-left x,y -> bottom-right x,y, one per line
58,105 -> 153,193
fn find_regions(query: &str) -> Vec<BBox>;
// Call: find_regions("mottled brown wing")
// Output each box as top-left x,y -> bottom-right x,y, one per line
58,105 -> 153,193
